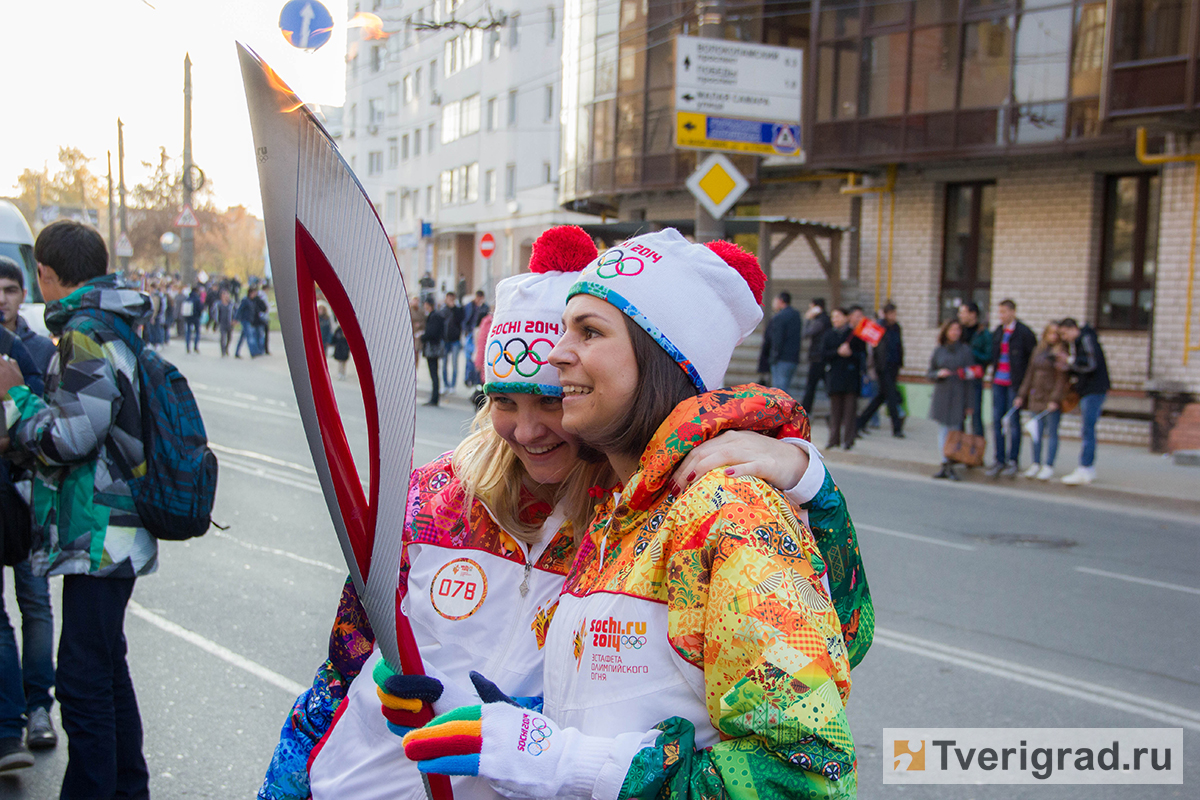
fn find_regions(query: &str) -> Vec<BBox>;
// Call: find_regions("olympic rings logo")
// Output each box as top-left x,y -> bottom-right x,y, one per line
594,249 -> 645,279
526,719 -> 553,756
487,337 -> 555,379
620,635 -> 646,649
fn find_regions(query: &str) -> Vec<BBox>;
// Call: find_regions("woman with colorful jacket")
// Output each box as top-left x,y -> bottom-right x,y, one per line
403,230 -> 860,799
260,228 -> 867,800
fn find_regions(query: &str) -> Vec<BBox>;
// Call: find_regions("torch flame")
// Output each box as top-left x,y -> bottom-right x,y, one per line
347,11 -> 390,40
263,60 -> 305,113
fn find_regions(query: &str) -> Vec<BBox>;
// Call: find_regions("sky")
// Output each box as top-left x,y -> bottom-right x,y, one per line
1,0 -> 351,217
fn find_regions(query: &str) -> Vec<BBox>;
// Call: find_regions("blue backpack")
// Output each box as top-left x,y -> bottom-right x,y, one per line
72,308 -> 218,540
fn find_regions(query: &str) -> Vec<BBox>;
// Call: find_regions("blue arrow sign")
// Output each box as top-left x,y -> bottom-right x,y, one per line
280,0 -> 334,51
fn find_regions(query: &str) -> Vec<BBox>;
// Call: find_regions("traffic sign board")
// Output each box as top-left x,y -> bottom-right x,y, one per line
676,112 -> 802,157
685,154 -> 749,220
479,232 -> 496,259
174,205 -> 199,228
116,232 -> 133,258
676,37 -> 802,122
279,0 -> 334,51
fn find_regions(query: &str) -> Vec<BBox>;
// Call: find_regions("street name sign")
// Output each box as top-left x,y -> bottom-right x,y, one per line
686,154 -> 750,220
675,37 -> 803,159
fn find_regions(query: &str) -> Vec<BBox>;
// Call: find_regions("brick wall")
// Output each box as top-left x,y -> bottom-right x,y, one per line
1150,136 -> 1200,393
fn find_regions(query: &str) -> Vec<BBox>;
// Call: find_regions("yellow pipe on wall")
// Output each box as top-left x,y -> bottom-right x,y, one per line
841,165 -> 897,312
1136,128 -> 1200,366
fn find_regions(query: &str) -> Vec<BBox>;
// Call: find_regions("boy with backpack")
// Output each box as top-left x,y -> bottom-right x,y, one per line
0,220 -> 180,795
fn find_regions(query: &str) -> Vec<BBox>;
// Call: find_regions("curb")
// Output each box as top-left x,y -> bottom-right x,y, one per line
822,448 -> 1200,517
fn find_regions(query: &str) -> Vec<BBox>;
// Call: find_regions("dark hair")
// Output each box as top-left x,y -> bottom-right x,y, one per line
1059,317 -> 1079,329
475,290 -> 485,298
445,291 -> 457,300
0,256 -> 23,288
882,302 -> 896,313
33,220 -> 108,286
960,301 -> 980,316
583,316 -> 698,459
811,297 -> 826,310
1000,298 -> 1017,311
423,297 -> 436,310
848,304 -> 864,315
938,318 -> 963,346
777,291 -> 792,305
832,306 -> 850,317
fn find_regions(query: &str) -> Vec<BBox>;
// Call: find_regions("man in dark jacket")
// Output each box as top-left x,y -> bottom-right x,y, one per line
799,298 -> 831,412
765,291 -> 802,393
421,297 -> 445,406
184,284 -> 203,354
439,292 -> 464,395
987,299 -> 1038,477
0,257 -> 56,375
235,287 -> 264,358
957,302 -> 991,437
1059,318 -> 1110,485
856,303 -> 905,437
461,290 -> 490,387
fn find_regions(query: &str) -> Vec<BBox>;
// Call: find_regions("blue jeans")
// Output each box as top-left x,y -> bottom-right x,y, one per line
58,575 -> 148,799
992,383 -> 1021,465
185,319 -> 201,351
442,339 -> 462,389
1079,392 -> 1106,468
0,560 -> 55,738
770,360 -> 798,393
235,322 -> 264,357
1031,409 -> 1062,466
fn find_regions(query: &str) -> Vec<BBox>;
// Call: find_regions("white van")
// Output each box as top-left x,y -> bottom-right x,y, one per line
0,199 -> 48,336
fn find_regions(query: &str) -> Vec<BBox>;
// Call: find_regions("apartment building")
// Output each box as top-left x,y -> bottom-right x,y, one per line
341,0 -> 591,298
557,0 -> 1200,444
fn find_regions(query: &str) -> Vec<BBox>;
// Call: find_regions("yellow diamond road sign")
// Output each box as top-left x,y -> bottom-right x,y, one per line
686,153 -> 749,220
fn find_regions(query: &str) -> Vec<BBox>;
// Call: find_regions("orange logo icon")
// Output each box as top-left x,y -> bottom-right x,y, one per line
893,740 -> 925,771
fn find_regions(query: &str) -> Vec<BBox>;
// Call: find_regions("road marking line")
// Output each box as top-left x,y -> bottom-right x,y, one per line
195,393 -> 301,420
220,459 -> 324,494
210,442 -> 315,474
856,523 -> 976,551
128,601 -> 306,696
212,530 -> 343,573
874,627 -> 1200,730
1075,566 -> 1200,596
415,437 -> 459,451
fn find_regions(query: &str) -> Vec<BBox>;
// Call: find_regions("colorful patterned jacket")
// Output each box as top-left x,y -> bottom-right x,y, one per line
3,275 -> 158,578
542,387 -> 859,800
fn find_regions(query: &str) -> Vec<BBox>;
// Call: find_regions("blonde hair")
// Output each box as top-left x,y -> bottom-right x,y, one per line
451,400 -> 610,544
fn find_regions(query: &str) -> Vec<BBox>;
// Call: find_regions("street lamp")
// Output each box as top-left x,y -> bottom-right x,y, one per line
161,231 -> 181,274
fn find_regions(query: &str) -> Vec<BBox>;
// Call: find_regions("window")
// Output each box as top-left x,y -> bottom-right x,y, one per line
544,85 -> 554,121
371,45 -> 383,73
505,163 -> 516,199
429,61 -> 437,91
368,151 -> 384,175
508,89 -> 518,127
385,191 -> 398,225
401,134 -> 410,160
368,98 -> 384,126
542,160 -> 553,183
509,12 -> 520,48
548,6 -> 556,41
489,29 -> 502,59
389,137 -> 399,168
442,101 -> 460,143
1098,173 -> 1160,330
399,190 -> 409,221
462,94 -> 481,135
465,162 -> 479,203
487,97 -> 497,131
445,38 -> 457,76
939,182 -> 995,322
415,67 -> 422,96
485,169 -> 496,203
387,83 -> 400,114
426,184 -> 434,214
348,104 -> 357,136
413,128 -> 421,156
440,170 -> 453,205
403,74 -> 414,103
428,123 -> 436,151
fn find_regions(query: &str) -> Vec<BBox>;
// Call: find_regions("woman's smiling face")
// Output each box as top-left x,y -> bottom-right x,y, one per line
548,294 -> 639,444
488,392 -> 580,485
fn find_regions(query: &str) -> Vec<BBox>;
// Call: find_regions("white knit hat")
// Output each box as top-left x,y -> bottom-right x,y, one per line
566,228 -> 764,391
483,226 -> 597,395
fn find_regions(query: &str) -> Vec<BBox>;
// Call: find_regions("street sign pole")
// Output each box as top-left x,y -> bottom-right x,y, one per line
107,152 -> 117,269
181,53 -> 196,283
118,118 -> 129,272
694,0 -> 726,244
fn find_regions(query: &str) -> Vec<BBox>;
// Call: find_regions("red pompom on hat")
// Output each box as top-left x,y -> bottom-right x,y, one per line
705,240 -> 766,304
528,225 -> 597,274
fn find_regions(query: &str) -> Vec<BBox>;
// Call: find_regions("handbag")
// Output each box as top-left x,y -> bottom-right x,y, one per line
0,467 -> 32,567
943,430 -> 986,467
423,339 -> 446,359
1060,389 -> 1080,414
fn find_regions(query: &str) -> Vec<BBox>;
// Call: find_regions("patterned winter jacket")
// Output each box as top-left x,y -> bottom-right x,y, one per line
542,387 -> 859,800
2,275 -> 157,578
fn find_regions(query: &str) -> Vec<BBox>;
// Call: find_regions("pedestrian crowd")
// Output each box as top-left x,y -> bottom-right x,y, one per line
408,287 -> 490,407
762,292 -> 1110,485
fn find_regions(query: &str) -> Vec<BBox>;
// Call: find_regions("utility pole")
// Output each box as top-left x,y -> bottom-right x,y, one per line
118,118 -> 129,272
181,53 -> 196,283
107,151 -> 117,268
694,0 -> 726,243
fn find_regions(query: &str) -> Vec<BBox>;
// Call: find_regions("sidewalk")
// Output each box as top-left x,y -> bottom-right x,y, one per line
809,410 -> 1200,513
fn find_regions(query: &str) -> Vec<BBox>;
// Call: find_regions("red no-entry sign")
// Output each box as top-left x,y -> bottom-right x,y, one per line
479,233 -> 495,259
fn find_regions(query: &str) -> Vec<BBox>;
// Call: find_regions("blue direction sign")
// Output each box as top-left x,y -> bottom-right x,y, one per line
676,112 -> 802,157
280,0 -> 334,51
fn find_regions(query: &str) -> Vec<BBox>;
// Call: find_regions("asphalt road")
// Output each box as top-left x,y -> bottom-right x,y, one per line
2,333 -> 1195,798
